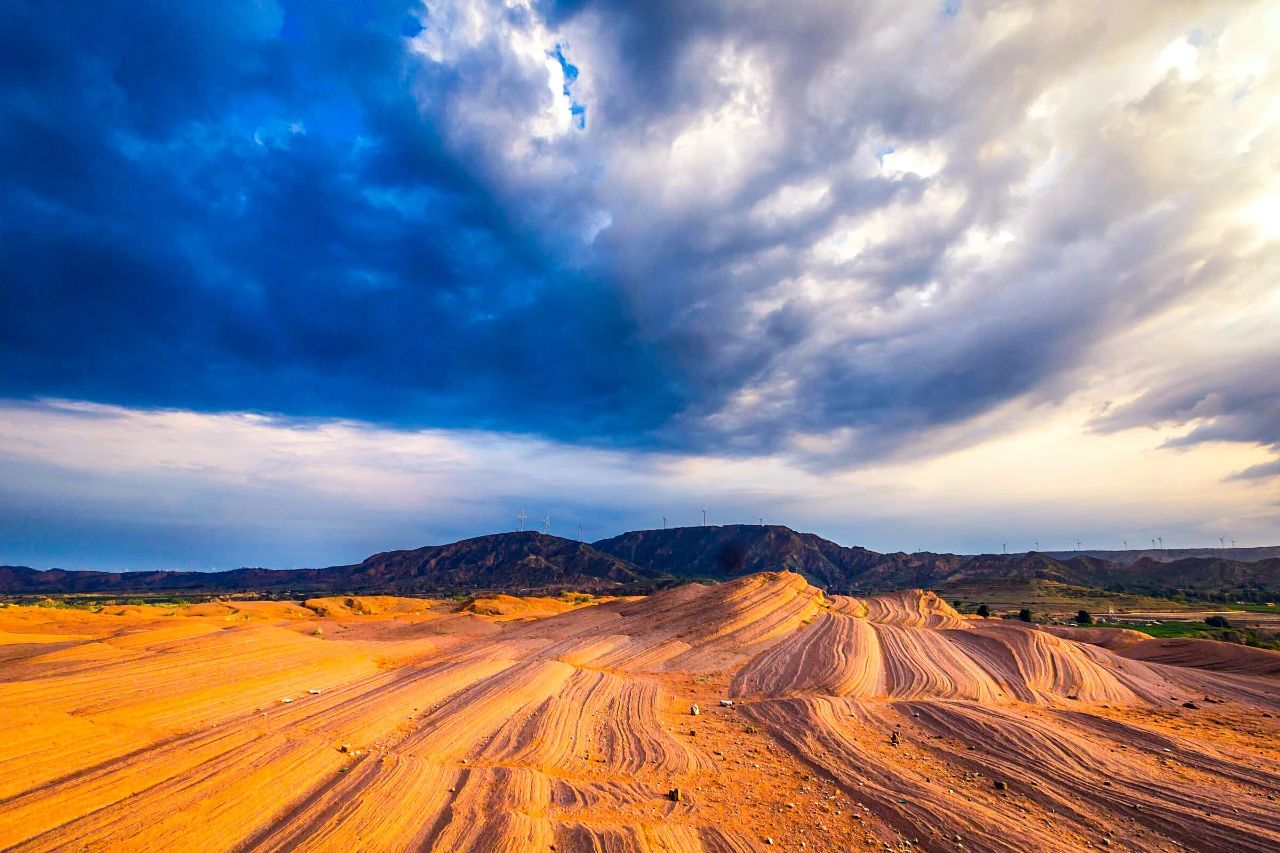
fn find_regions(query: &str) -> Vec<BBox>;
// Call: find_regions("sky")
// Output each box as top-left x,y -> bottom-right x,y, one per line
2,0 -> 1279,570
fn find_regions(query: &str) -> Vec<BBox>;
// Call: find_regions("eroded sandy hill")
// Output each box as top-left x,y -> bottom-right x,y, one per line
0,572 -> 1277,852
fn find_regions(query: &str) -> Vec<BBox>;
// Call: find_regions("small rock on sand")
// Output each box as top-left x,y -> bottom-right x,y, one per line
691,704 -> 701,716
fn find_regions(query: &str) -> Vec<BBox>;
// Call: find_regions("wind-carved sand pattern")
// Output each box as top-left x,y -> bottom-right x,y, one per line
1,573 -> 1278,851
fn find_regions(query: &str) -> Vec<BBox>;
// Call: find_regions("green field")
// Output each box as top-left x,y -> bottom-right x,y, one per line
1092,620 -> 1280,650
1104,621 -> 1221,639
931,578 -> 1280,652
935,579 -> 1193,614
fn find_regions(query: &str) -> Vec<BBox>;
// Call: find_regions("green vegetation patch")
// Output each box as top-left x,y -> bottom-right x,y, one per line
1103,620 -> 1280,651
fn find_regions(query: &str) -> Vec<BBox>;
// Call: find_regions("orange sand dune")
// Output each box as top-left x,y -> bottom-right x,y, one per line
1041,625 -> 1153,651
1118,637 -> 1280,677
461,593 -> 599,620
302,595 -> 443,617
1,572 -> 1278,852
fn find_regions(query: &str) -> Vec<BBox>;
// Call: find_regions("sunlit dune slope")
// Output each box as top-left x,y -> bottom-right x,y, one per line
1,572 -> 1278,852
302,596 -> 442,617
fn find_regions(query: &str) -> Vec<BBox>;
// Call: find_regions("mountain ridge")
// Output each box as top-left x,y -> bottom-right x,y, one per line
0,532 -> 648,596
4,525 -> 1279,600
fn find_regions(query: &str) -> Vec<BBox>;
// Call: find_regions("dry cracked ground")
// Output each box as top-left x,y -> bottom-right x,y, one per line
1,572 -> 1278,852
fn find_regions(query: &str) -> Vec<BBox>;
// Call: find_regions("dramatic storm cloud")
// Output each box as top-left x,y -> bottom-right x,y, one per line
2,0 -> 1278,567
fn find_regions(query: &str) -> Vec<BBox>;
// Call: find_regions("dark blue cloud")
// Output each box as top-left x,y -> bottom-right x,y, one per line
3,0 -> 1273,476
0,0 -> 679,443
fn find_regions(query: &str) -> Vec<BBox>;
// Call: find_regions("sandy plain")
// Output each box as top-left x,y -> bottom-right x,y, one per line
1,572 -> 1278,852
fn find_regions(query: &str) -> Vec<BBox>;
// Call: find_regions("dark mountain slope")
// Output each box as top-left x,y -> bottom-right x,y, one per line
0,533 -> 651,596
1081,556 -> 1280,597
592,525 -> 1083,591
5,528 -> 1279,601
1044,546 -> 1280,565
0,564 -> 325,595
591,524 -> 894,588
342,532 -> 650,594
593,527 -> 1280,600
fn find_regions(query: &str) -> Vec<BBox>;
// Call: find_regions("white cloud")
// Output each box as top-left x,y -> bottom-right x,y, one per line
2,398 -> 1276,569
398,0 -> 1279,473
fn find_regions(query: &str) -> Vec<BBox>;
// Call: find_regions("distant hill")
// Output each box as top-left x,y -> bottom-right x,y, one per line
4,526 -> 1279,601
0,533 -> 654,597
591,526 -> 1280,601
0,564 -> 327,596
340,532 -> 650,593
591,524 -> 907,588
1044,546 -> 1280,565
592,526 -> 1070,592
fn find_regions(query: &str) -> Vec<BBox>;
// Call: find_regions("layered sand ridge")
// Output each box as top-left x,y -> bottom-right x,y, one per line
1,573 -> 1278,851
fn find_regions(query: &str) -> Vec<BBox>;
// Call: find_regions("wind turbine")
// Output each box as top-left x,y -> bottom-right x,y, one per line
701,508 -> 707,526
1002,543 -> 1007,555
517,510 -> 527,532
543,515 -> 551,534
1123,539 -> 1128,551
1151,538 -> 1157,549
1158,536 -> 1163,550
1231,539 -> 1237,549
662,516 -> 667,530
1076,540 -> 1082,552
759,517 -> 764,526
578,522 -> 585,542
